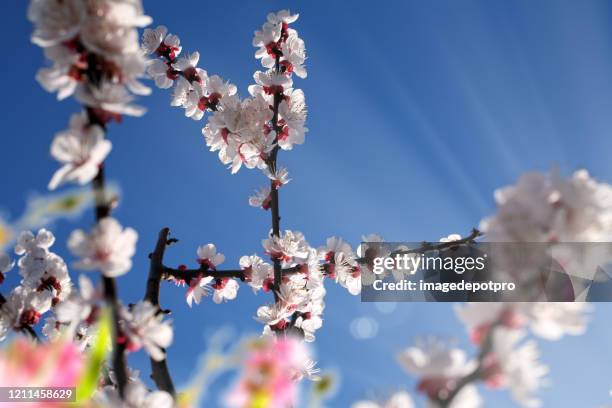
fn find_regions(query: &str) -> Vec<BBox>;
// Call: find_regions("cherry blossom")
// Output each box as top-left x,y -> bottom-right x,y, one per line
0,286 -> 53,340
203,94 -> 274,174
146,59 -> 178,89
31,0 -> 151,115
320,236 -> 360,294
281,32 -> 307,78
212,278 -> 239,304
196,243 -> 225,270
397,340 -> 482,405
262,229 -> 310,266
240,254 -> 274,291
48,112 -> 111,190
455,302 -> 589,343
252,10 -> 300,68
13,229 -> 72,307
182,243 -> 228,306
264,166 -> 291,188
141,25 -> 181,58
481,329 -> 549,408
481,169 -> 612,242
256,303 -> 293,330
184,75 -> 237,120
54,274 -> 99,329
185,274 -> 214,307
76,83 -> 146,118
249,186 -> 272,210
277,88 -> 308,150
28,0 -> 84,47
68,217 -> 138,277
119,300 -> 173,362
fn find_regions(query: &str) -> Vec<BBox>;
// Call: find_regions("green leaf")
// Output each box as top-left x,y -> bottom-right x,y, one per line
74,308 -> 112,404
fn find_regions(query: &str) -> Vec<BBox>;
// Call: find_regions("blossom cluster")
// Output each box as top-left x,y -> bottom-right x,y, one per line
481,169 -> 612,242
0,229 -> 71,341
391,302 -> 588,407
29,0 -> 151,191
142,10 -> 307,187
170,231 -> 369,343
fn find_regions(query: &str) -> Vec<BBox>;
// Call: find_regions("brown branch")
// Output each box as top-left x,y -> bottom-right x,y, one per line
22,325 -> 40,343
268,53 -> 283,303
162,264 -> 301,284
88,109 -> 128,399
144,228 -> 176,396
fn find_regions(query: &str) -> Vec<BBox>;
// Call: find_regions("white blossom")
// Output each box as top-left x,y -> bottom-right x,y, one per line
76,83 -> 146,117
481,169 -> 612,242
185,274 -> 213,308
119,301 -> 173,362
28,0 -> 84,47
264,166 -> 291,188
14,229 -> 72,305
196,243 -> 225,270
262,230 -> 310,266
212,278 -> 239,304
253,10 -> 299,67
0,286 -> 53,340
455,303 -> 589,343
184,75 -> 237,120
55,274 -> 98,326
141,25 -> 181,58
248,186 -> 272,210
240,255 -> 273,291
249,70 -> 293,97
482,330 -> 549,408
30,0 -> 151,111
281,32 -> 307,78
277,88 -> 307,150
146,59 -> 177,89
48,112 -> 111,190
68,217 -> 138,277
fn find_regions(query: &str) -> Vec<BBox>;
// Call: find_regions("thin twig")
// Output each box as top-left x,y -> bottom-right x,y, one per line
357,228 -> 482,264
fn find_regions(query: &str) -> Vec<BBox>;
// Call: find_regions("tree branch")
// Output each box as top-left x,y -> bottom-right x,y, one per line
88,108 -> 129,399
357,228 -> 482,264
144,228 -> 176,396
268,54 -> 283,303
22,325 -> 41,343
162,264 -> 302,283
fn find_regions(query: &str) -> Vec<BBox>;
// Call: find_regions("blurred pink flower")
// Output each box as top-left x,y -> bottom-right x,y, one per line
225,335 -> 319,408
0,338 -> 84,407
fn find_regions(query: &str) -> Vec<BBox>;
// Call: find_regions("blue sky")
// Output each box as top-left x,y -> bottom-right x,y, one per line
3,0 -> 612,406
